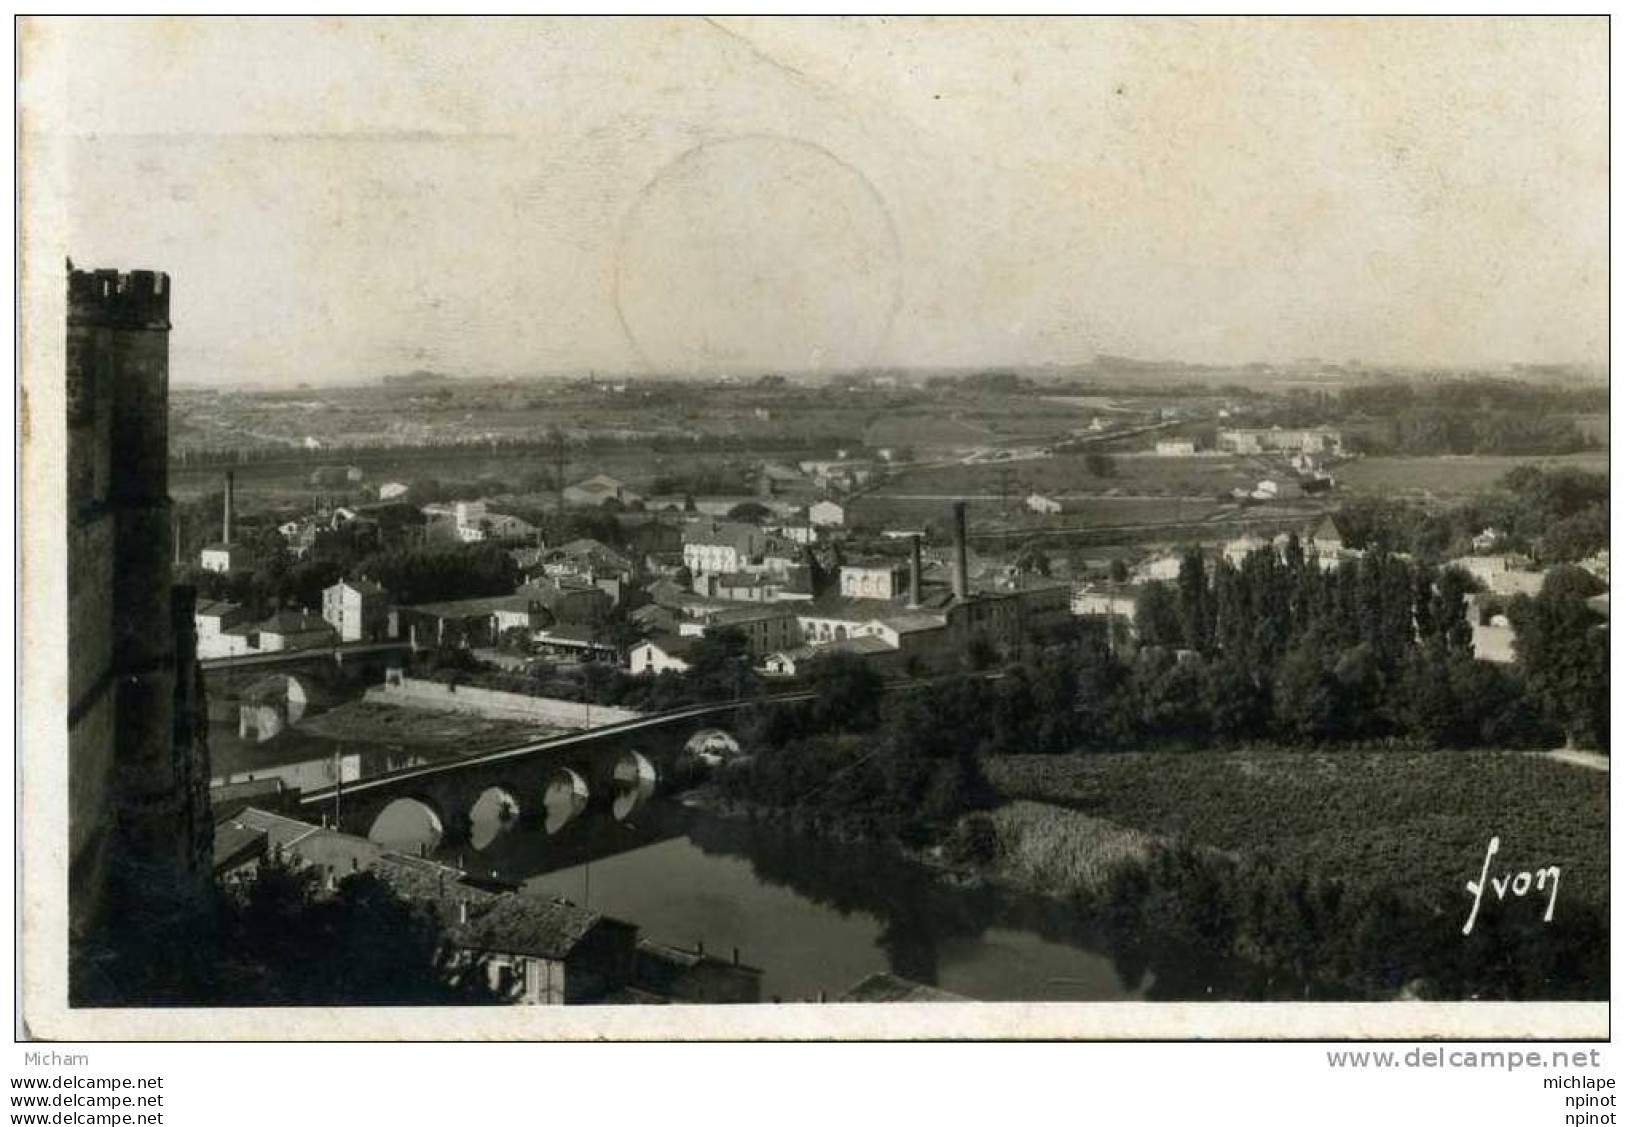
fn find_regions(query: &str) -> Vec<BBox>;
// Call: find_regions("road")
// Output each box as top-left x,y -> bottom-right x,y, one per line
200,639 -> 413,673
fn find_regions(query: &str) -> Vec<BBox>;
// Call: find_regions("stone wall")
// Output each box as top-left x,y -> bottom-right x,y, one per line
366,675 -> 643,729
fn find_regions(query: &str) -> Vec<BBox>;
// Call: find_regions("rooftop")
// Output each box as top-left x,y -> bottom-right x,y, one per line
840,972 -> 970,1003
259,610 -> 333,635
452,893 -> 611,960
409,592 -> 535,618
636,633 -> 703,658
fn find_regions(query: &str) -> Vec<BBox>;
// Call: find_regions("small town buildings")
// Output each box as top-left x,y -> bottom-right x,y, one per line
991,575 -> 1075,634
1449,554 -> 1547,598
321,578 -> 393,642
629,602 -> 681,636
1155,439 -> 1198,457
757,461 -> 813,497
199,542 -> 252,573
629,635 -> 700,675
1071,583 -> 1139,625
194,600 -> 256,660
841,972 -> 970,1003
562,474 -> 641,508
1135,554 -> 1184,583
213,808 -> 696,1005
517,577 -> 612,625
255,610 -> 337,652
701,571 -> 781,603
1026,493 -> 1064,515
808,499 -> 845,528
1217,427 -> 1343,456
400,593 -> 547,649
378,481 -> 411,501
1309,516 -> 1347,559
682,603 -> 803,656
308,464 -> 364,488
762,634 -> 899,677
839,558 -> 911,600
799,459 -> 877,492
769,521 -> 817,546
451,894 -> 640,1005
1224,533 -> 1269,567
542,538 -> 636,583
531,625 -> 622,664
458,512 -> 538,543
1462,593 -> 1518,665
682,520 -> 773,577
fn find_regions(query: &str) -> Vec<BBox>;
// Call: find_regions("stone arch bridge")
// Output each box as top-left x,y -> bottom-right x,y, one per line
297,692 -> 814,842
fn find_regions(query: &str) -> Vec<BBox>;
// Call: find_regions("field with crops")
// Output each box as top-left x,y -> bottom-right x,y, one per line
876,450 -> 1277,499
846,493 -> 1237,534
1337,453 -> 1610,498
984,749 -> 1608,913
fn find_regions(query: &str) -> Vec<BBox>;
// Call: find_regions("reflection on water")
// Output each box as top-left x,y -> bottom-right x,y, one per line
610,754 -> 658,822
543,770 -> 590,834
469,787 -> 520,850
370,797 -> 444,854
388,792 -> 1301,1003
210,703 -> 1304,1002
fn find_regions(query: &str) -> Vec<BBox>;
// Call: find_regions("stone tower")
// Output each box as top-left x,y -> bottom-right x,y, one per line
66,264 -> 211,960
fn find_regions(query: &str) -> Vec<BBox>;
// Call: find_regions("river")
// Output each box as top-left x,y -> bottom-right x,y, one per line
369,785 -> 1284,1003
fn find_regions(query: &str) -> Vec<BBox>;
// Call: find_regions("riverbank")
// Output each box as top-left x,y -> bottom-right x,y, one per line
683,742 -> 1610,1001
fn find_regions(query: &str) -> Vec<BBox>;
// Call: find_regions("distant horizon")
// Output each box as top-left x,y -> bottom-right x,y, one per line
166,354 -> 1611,392
29,19 -> 1605,389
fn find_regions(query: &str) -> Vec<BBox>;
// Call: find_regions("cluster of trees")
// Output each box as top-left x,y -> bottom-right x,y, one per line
1330,467 -> 1608,565
1258,378 -> 1605,457
647,465 -> 749,497
1125,543 -> 1603,749
174,428 -> 862,466
359,542 -> 518,605
1096,840 -> 1607,1001
74,860 -> 497,1006
720,656 -> 995,848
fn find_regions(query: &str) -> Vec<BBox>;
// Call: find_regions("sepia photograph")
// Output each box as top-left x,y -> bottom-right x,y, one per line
16,15 -> 1610,1045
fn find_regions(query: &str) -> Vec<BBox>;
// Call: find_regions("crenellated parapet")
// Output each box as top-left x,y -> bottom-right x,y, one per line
67,266 -> 171,331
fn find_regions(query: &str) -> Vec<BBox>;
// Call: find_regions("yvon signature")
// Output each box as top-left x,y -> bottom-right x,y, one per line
1462,836 -> 1560,936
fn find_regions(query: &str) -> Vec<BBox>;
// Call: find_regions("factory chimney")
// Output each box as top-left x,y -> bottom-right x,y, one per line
952,501 -> 970,601
908,534 -> 924,609
222,469 -> 235,545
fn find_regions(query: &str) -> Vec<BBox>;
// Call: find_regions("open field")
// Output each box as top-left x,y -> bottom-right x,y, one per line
985,749 -> 1609,912
848,494 -> 1237,532
875,450 -> 1288,499
1337,453 -> 1609,498
296,700 -> 562,750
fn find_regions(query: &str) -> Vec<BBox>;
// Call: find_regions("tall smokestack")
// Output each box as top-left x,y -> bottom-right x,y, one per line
223,469 -> 235,545
952,501 -> 969,601
908,534 -> 923,608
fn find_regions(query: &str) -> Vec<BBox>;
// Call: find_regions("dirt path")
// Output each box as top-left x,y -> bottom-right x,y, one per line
1538,748 -> 1609,772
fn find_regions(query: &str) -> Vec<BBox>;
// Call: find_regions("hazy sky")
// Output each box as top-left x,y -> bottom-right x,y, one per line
22,17 -> 1608,385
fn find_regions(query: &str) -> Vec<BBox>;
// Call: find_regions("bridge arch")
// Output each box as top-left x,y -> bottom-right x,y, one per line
684,728 -> 743,762
238,673 -> 316,743
610,749 -> 659,820
468,785 -> 523,849
367,795 -> 445,854
541,768 -> 590,834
